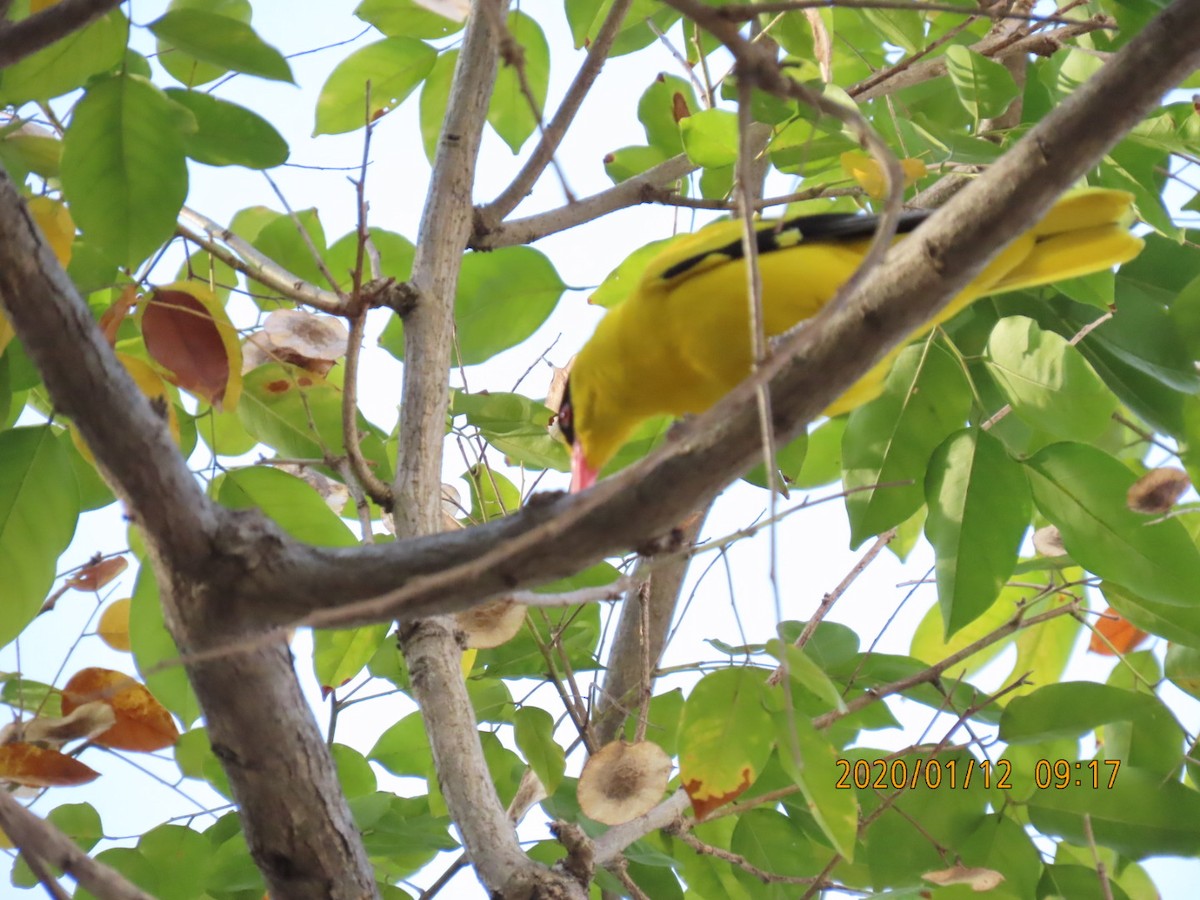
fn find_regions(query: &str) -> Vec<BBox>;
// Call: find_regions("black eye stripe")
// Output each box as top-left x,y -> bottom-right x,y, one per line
558,379 -> 576,445
659,210 -> 931,282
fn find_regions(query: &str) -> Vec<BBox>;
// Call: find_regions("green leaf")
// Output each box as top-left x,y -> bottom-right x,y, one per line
176,728 -> 232,798
370,712 -> 433,777
250,207 -> 328,290
639,74 -> 698,155
61,74 -> 191,269
924,428 -> 1031,636
984,316 -> 1116,442
138,825 -> 214,900
945,45 -> 1018,126
1103,581 -> 1200,650
1029,767 -> 1200,858
729,809 -> 826,887
489,12 -> 550,152
772,714 -> 858,860
0,427 -> 79,649
603,144 -> 670,184
852,745 -> 991,884
1002,682 -> 1181,776
589,236 -> 672,309
237,363 -> 344,460
744,431 -> 807,490
1025,442 -> 1200,607
149,9 -> 293,83
315,37 -> 436,135
130,565 -> 201,727
794,418 -> 845,489
678,668 -> 773,817
462,464 -> 521,522
0,9 -> 127,104
450,389 -> 568,472
767,640 -> 845,713
843,341 -> 972,547
325,227 -> 415,293
314,625 -> 390,695
164,89 -> 289,169
11,802 -> 104,887
514,706 -> 566,794
679,108 -> 739,168
1039,865 -> 1135,900
381,246 -> 565,366
0,673 -> 61,716
861,6 -> 925,53
331,743 -> 378,799
216,467 -> 357,546
356,0 -> 464,38
155,0 -> 251,87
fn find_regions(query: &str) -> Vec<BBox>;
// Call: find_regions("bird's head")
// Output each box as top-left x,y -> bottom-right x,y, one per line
558,365 -> 638,493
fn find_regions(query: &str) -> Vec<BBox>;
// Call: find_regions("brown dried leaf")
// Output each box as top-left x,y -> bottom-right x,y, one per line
62,668 -> 179,752
1031,525 -> 1067,557
0,742 -> 99,787
21,702 -> 116,746
142,284 -> 241,408
923,865 -> 1005,891
577,740 -> 672,826
456,598 -> 527,649
98,284 -> 140,346
1127,467 -> 1190,514
65,555 -> 128,592
264,309 -> 348,363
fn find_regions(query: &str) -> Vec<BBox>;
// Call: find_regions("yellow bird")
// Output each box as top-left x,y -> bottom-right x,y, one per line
559,189 -> 1143,492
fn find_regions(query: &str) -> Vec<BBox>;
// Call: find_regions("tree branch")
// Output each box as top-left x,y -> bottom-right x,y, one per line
0,0 -> 122,69
479,0 -> 635,224
472,153 -> 696,250
0,173 -> 218,572
390,1 -> 578,896
593,506 -> 710,744
0,791 -> 155,900
178,207 -> 344,314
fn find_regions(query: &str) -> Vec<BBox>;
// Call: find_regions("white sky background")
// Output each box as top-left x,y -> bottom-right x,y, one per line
4,1 -> 1200,896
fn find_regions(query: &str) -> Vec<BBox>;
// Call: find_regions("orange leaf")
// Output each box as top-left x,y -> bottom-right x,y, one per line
142,283 -> 242,410
1089,607 -> 1150,655
61,668 -> 179,752
0,742 -> 99,787
98,284 -> 140,346
65,555 -> 128,592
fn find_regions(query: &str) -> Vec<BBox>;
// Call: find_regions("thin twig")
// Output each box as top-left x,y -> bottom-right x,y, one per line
177,209 -> 343,313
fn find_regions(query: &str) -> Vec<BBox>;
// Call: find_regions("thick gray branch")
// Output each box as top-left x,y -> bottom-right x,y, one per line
0,172 -> 218,571
391,1 -> 575,896
0,0 -> 122,69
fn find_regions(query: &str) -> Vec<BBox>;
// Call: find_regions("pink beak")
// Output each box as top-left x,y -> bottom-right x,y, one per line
570,442 -> 599,493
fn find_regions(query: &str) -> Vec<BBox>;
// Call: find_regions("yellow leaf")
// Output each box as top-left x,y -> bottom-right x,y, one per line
71,353 -> 182,461
840,151 -> 928,199
0,312 -> 13,358
26,196 -> 75,267
460,648 -> 478,677
98,598 -> 133,652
